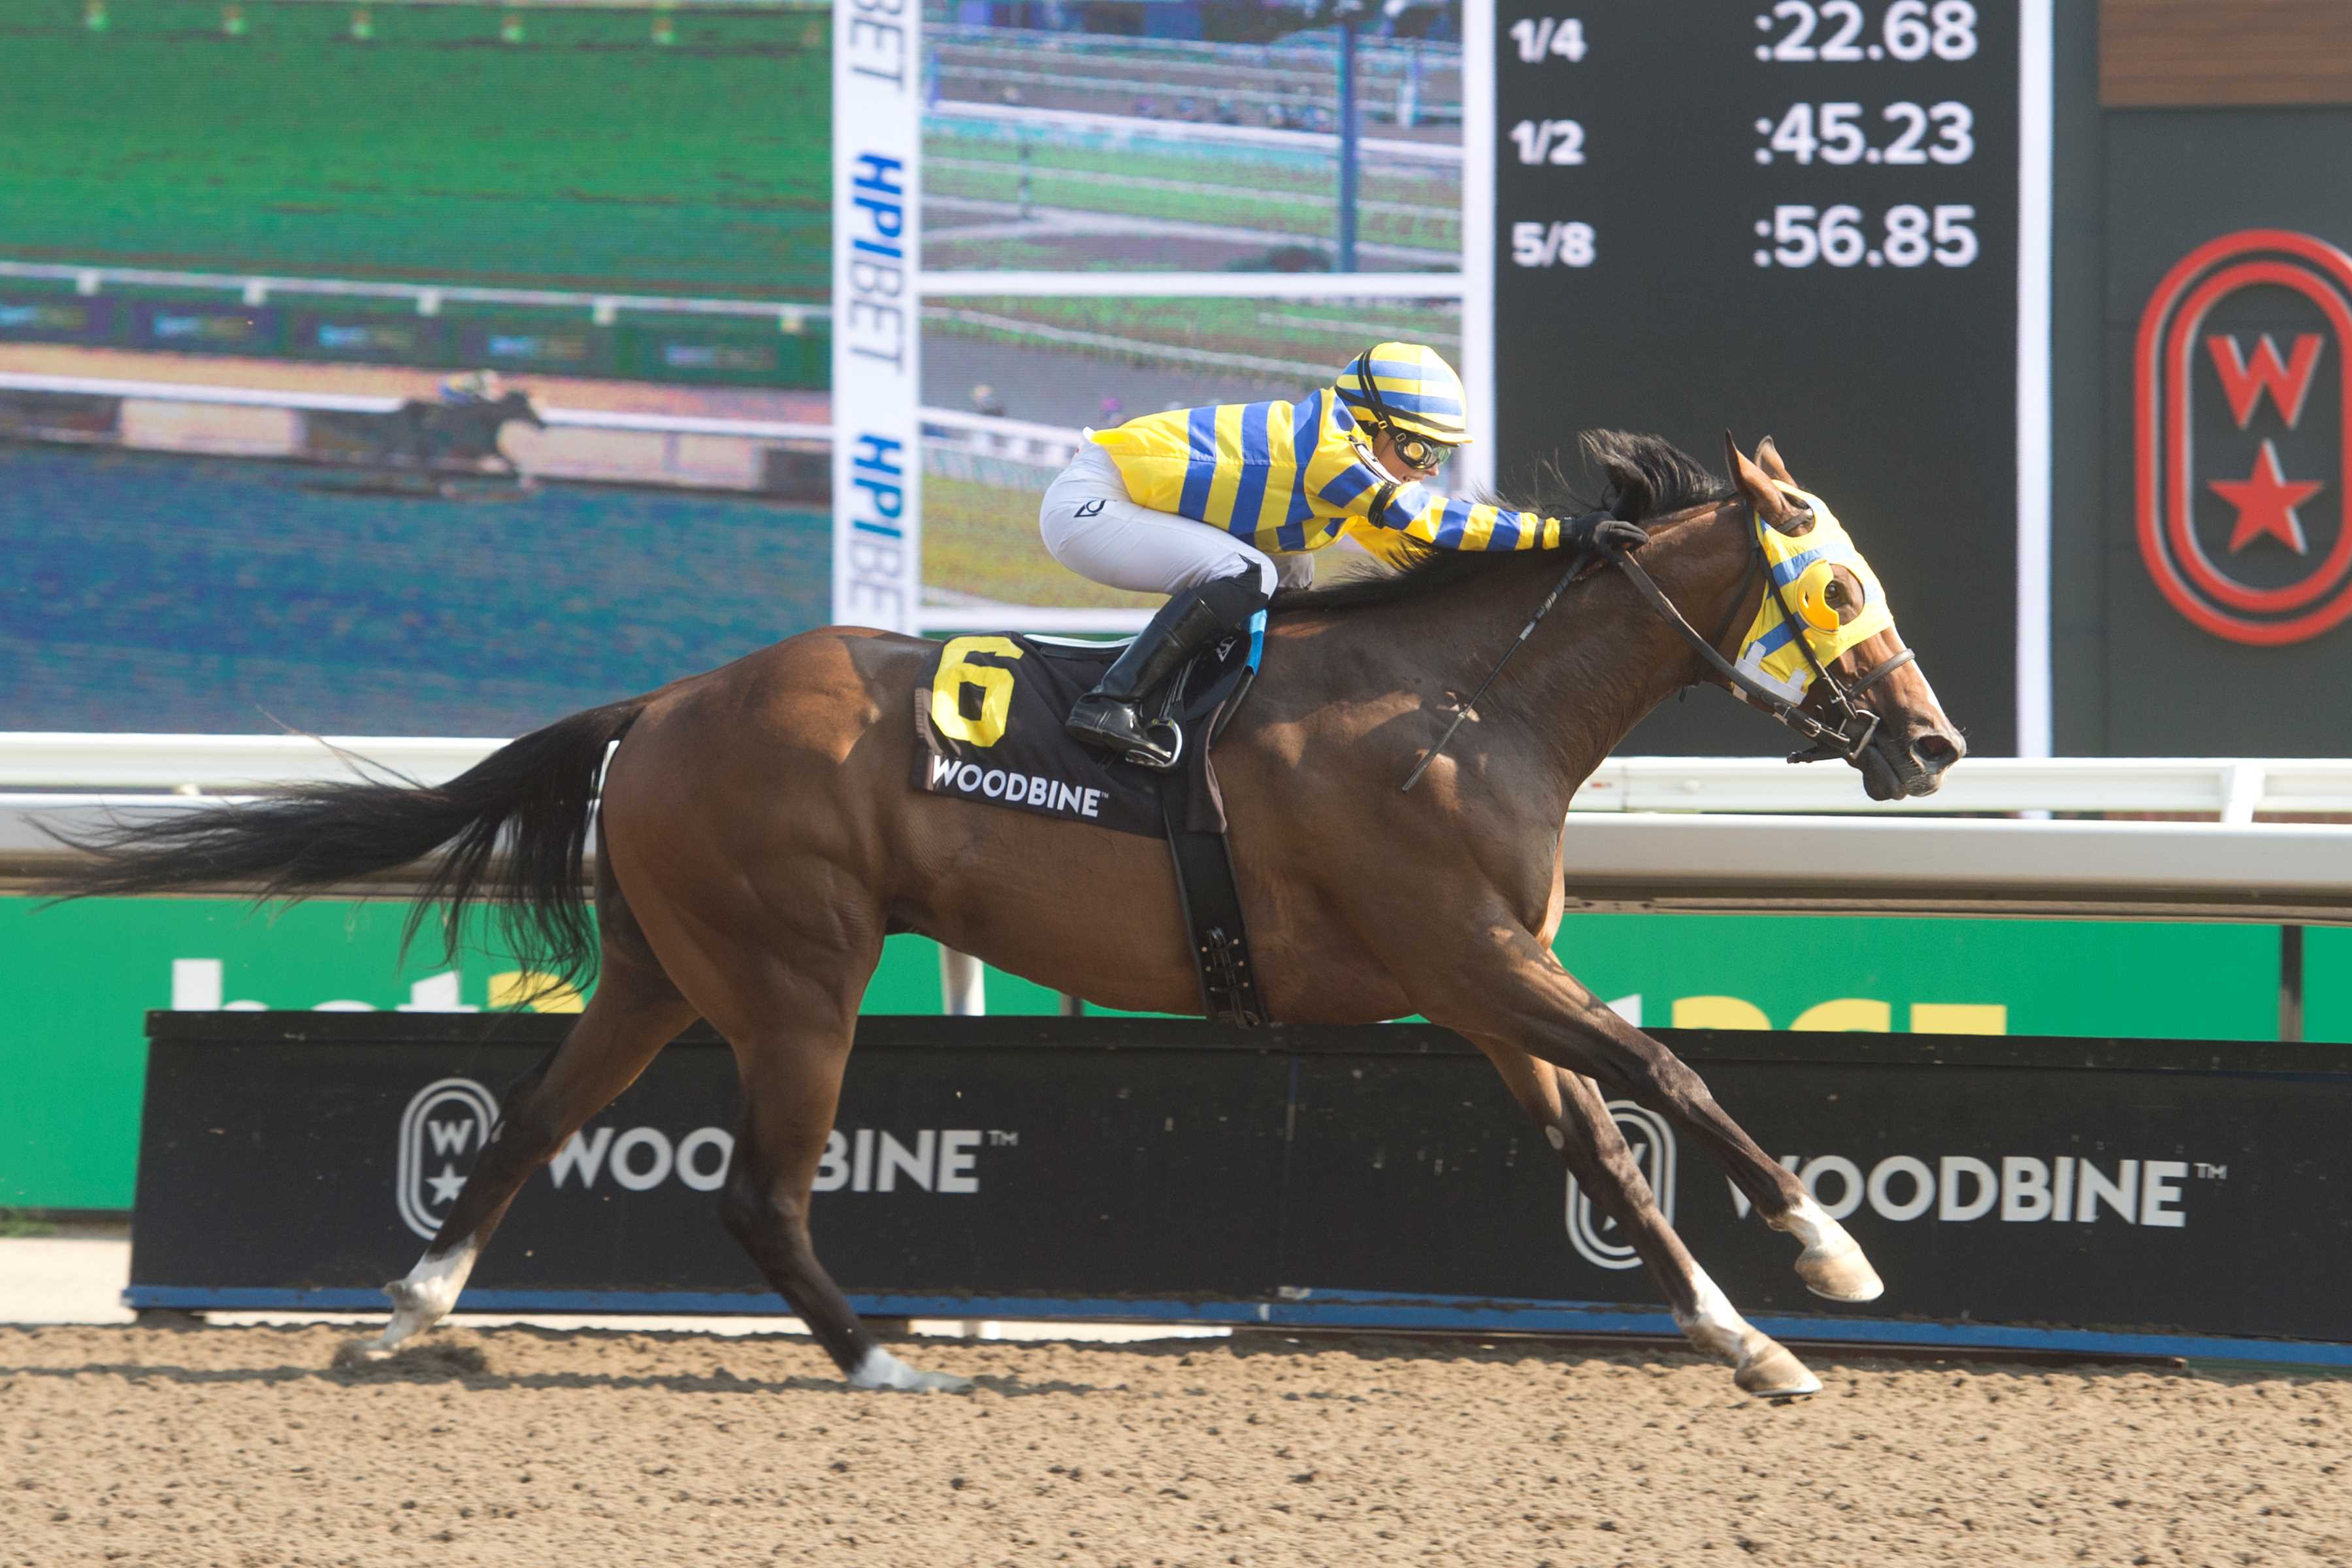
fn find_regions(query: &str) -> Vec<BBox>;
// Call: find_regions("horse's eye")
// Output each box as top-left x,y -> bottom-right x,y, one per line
1823,580 -> 1846,608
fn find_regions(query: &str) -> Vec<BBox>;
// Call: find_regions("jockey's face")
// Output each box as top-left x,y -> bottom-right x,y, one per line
1372,425 -> 1447,480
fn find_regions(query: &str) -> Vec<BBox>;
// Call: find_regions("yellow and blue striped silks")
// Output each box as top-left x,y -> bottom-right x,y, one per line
1733,489 -> 1896,703
1087,386 -> 1560,559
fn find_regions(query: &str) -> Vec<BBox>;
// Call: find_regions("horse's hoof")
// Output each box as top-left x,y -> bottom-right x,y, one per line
365,1277 -> 447,1358
338,1335 -> 398,1365
1795,1239 -> 1885,1302
907,1368 -> 975,1394
847,1346 -> 974,1394
1733,1332 -> 1821,1399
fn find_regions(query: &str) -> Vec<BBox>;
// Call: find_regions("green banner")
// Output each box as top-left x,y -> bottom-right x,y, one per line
2,900 -> 2341,1209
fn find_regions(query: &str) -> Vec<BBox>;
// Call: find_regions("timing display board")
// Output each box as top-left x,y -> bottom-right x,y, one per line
1490,1 -> 2029,755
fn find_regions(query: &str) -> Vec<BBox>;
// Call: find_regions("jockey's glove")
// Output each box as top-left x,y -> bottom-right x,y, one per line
1559,510 -> 1650,556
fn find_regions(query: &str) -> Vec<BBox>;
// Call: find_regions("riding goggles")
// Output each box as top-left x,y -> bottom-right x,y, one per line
1352,352 -> 1460,472
1384,427 -> 1456,472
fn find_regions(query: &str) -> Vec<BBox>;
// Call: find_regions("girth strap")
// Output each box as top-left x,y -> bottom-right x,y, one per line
1157,776 -> 1268,1026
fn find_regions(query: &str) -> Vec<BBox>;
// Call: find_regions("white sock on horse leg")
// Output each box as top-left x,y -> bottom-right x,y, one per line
847,1345 -> 973,1393
1673,1264 -> 1752,1362
1776,1192 -> 1851,1251
1778,1192 -> 1885,1301
353,1239 -> 480,1358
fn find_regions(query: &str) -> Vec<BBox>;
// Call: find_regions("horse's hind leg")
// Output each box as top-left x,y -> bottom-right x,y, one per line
714,1015 -> 968,1393
1477,1041 -> 1819,1397
353,900 -> 694,1359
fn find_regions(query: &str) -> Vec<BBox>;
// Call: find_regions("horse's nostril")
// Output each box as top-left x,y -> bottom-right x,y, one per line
1911,732 -> 1960,770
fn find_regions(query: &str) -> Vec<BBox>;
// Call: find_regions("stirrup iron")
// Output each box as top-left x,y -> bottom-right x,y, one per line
1067,696 -> 1185,770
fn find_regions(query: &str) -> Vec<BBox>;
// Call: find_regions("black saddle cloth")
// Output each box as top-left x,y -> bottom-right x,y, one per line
912,629 -> 1254,836
913,628 -> 1268,1024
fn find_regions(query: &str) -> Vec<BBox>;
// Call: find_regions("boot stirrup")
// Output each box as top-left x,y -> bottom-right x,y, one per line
1128,717 -> 1183,772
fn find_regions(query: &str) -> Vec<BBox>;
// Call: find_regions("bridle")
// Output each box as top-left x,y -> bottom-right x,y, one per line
1397,495 -> 1916,793
1604,501 -> 1915,764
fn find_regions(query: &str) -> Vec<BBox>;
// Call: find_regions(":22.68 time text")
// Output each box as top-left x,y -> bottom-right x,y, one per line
1757,1 -> 1978,63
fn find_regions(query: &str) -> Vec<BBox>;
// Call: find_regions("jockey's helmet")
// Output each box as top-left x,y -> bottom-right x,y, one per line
1335,342 -> 1471,452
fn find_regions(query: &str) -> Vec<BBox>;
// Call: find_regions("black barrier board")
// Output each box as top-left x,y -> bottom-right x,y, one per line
132,1015 -> 2352,1356
133,1018 -> 1290,1302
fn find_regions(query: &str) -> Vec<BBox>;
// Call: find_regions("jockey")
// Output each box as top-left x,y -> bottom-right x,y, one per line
1041,342 -> 1618,766
439,368 -> 504,404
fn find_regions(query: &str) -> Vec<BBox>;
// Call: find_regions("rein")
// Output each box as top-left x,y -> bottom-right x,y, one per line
1604,507 -> 1914,764
1399,548 -> 1592,793
1396,502 -> 1914,792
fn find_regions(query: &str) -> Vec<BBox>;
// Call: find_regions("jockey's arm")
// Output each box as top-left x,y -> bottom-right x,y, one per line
1350,472 -> 1569,552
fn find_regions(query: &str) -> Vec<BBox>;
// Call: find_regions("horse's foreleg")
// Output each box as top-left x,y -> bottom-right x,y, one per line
1477,1041 -> 1819,1397
1419,926 -> 1882,1305
353,936 -> 694,1360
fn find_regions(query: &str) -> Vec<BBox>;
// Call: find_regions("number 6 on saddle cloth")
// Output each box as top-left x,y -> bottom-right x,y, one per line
912,629 -> 1269,1025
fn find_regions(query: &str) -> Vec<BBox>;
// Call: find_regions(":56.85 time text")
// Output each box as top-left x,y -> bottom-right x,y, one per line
1757,204 -> 1976,268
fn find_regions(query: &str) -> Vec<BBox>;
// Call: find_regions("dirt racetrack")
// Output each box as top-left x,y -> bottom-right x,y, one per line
2,1324 -> 2346,1567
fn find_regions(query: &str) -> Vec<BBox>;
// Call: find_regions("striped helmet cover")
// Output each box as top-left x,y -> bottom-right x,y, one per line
1333,342 -> 1471,444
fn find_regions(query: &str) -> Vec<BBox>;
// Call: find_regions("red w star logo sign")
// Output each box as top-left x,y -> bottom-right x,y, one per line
2210,439 -> 2323,556
2136,229 -> 2352,646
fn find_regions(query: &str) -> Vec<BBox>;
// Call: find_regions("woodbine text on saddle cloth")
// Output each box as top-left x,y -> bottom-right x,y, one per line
913,634 -> 1166,837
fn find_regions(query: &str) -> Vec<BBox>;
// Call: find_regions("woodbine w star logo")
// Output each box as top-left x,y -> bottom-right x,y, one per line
2136,229 -> 2352,645
397,1078 -> 993,1240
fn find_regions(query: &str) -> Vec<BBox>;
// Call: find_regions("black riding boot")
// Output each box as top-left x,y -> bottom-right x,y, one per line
1066,570 -> 1267,768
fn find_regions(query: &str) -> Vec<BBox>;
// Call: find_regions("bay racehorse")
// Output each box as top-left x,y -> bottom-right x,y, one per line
312,389 -> 543,490
53,433 -> 1963,1398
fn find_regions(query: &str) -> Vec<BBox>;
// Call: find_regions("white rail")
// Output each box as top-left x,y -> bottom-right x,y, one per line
0,371 -> 832,442
5,785 -> 2347,926
918,271 -> 1465,299
930,102 -> 1464,164
0,260 -> 825,326
0,735 -> 507,793
1570,757 -> 2352,823
921,406 -> 1087,457
0,370 -> 1093,460
931,22 -> 1463,76
4,737 -> 2347,821
1559,813 -> 2352,924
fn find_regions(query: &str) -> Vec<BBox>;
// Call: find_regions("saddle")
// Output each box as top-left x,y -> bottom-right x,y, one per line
913,629 -> 1268,1026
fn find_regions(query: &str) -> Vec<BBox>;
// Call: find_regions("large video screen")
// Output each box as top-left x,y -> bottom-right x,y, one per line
0,0 -> 834,736
892,2 -> 1473,627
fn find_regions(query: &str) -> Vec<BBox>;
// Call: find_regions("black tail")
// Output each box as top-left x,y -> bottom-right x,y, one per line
44,701 -> 646,988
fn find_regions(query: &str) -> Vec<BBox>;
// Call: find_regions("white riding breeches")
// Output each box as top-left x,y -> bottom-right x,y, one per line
1039,440 -> 1313,599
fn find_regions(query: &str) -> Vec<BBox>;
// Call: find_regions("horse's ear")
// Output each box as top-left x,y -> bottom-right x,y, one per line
1756,435 -> 1795,486
1724,430 -> 1784,514
1724,429 -> 1808,531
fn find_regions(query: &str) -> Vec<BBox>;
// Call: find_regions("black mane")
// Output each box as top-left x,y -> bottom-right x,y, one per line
1275,429 -> 1731,613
